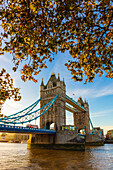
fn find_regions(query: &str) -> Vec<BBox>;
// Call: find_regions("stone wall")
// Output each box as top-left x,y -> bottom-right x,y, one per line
28,130 -> 84,146
86,134 -> 104,145
55,130 -> 79,144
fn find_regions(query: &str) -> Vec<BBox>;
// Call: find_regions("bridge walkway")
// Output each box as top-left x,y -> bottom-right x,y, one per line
66,95 -> 86,112
0,124 -> 56,134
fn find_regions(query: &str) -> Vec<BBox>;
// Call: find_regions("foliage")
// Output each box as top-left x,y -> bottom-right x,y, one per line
0,68 -> 21,112
0,0 -> 113,83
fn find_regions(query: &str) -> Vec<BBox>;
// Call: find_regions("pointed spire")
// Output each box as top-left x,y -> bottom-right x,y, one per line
78,96 -> 84,106
58,73 -> 60,81
41,78 -> 44,86
63,77 -> 65,86
84,98 -> 86,103
51,72 -> 55,76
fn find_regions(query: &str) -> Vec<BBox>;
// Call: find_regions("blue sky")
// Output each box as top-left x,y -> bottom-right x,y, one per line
0,51 -> 113,134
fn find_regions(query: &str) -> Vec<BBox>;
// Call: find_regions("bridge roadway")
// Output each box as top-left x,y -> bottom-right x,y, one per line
66,95 -> 86,112
0,124 -> 56,134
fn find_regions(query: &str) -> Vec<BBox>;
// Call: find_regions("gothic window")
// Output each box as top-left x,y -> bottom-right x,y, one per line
48,82 -> 53,89
53,82 -> 56,87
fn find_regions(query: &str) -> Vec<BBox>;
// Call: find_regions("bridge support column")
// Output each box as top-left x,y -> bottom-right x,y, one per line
27,134 -> 55,149
27,131 -> 85,151
85,134 -> 104,146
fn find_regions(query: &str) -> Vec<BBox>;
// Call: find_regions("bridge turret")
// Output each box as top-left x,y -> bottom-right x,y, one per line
83,99 -> 90,134
77,97 -> 84,107
40,78 -> 44,89
57,73 -> 60,81
63,78 -> 65,86
40,73 -> 66,130
84,99 -> 89,109
57,73 -> 60,87
40,78 -> 44,98
72,97 -> 90,135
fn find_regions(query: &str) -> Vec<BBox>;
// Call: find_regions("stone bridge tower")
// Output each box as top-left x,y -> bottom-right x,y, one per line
73,97 -> 90,134
40,73 -> 66,130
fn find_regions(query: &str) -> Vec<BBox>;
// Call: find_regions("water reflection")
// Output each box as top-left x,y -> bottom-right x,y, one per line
28,145 -> 113,170
0,143 -> 113,170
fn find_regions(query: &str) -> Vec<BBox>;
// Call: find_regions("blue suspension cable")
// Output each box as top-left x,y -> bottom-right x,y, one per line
5,98 -> 41,118
1,98 -> 41,121
1,94 -> 58,124
2,102 -> 38,121
3,95 -> 56,121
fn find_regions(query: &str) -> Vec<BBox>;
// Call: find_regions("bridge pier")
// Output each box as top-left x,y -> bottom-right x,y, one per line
85,134 -> 104,146
27,131 -> 85,151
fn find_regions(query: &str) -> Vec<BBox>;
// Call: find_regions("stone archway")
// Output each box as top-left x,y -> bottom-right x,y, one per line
78,127 -> 86,135
45,121 -> 58,130
45,121 -> 53,129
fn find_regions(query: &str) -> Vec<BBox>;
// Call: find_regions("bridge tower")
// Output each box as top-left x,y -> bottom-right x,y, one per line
40,73 -> 66,130
73,97 -> 90,134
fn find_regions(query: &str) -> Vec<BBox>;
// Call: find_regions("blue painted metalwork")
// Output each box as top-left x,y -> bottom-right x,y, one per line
89,117 -> 99,135
66,95 -> 86,111
2,102 -> 38,121
78,133 -> 86,139
89,117 -> 96,134
89,117 -> 94,130
6,98 -> 41,118
0,124 -> 56,134
2,98 -> 50,121
99,131 -> 101,136
1,94 -> 58,124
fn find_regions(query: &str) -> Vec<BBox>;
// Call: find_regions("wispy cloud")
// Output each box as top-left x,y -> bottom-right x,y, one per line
5,99 -> 22,108
67,83 -> 113,99
0,55 -> 11,63
1,99 -> 22,116
91,108 -> 113,118
0,54 -> 21,87
10,72 -> 21,87
94,85 -> 113,97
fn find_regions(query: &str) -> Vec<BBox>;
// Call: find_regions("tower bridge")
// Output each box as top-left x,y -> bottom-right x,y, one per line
0,73 -> 104,150
39,73 -> 90,135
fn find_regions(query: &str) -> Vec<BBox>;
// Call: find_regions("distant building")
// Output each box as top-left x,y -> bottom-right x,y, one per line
106,129 -> 113,140
0,133 -> 29,143
89,127 -> 104,140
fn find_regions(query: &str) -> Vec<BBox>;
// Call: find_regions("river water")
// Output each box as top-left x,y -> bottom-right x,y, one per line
0,143 -> 113,170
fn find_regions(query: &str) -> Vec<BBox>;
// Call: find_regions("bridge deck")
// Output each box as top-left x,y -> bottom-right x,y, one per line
0,124 -> 56,134
65,104 -> 77,113
66,95 -> 86,112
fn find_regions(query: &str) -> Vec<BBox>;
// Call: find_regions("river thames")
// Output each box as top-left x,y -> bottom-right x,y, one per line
0,143 -> 113,170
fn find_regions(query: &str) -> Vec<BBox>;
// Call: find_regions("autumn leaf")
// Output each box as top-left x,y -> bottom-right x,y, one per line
32,79 -> 38,83
0,68 -> 21,113
0,0 -> 112,83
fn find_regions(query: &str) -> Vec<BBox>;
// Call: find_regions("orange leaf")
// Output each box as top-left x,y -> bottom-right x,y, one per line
32,79 -> 38,83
